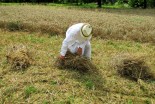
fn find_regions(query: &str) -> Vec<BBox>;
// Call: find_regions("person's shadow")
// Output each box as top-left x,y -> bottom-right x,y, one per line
63,64 -> 106,95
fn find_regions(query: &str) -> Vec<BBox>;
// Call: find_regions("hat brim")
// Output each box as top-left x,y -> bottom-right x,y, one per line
80,31 -> 92,39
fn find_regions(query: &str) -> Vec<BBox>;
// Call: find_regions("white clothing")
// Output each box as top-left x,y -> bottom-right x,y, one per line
60,23 -> 92,59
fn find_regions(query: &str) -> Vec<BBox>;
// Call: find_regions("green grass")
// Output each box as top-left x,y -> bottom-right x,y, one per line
24,85 -> 37,98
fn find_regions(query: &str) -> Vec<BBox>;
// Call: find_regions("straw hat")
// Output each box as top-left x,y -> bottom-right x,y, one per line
80,24 -> 92,39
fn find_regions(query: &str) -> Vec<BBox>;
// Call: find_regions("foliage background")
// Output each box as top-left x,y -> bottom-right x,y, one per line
0,0 -> 155,8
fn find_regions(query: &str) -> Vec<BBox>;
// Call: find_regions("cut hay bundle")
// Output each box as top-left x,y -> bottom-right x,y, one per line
6,44 -> 32,70
55,51 -> 96,72
117,58 -> 154,81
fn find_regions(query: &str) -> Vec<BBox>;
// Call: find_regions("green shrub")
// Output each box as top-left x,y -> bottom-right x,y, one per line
117,0 -> 124,4
129,0 -> 155,8
148,0 -> 155,7
129,0 -> 142,8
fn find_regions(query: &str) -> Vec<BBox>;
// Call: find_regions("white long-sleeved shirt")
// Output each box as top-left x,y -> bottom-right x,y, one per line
60,23 -> 91,56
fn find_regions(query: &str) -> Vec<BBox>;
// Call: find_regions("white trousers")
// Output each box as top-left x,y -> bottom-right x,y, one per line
68,42 -> 91,59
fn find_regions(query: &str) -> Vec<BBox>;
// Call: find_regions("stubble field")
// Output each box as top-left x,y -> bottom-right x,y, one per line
0,4 -> 155,104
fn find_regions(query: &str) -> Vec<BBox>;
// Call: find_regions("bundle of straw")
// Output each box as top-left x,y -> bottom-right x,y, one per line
6,44 -> 32,70
55,51 -> 96,72
117,58 -> 154,81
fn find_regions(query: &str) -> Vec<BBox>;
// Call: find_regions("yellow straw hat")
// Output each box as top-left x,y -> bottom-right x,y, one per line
80,23 -> 92,39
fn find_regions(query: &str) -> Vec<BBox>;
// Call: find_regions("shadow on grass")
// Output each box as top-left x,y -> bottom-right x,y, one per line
61,65 -> 107,96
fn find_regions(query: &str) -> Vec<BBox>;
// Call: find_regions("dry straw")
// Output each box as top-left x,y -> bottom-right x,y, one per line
55,51 -> 96,72
6,44 -> 32,70
111,54 -> 155,81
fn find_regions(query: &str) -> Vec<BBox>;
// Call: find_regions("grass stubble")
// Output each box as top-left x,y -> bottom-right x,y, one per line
0,5 -> 155,104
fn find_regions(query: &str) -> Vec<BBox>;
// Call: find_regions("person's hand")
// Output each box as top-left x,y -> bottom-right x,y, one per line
59,55 -> 65,60
77,47 -> 82,56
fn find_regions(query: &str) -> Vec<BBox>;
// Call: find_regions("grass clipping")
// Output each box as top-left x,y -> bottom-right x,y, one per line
6,44 -> 32,70
55,52 -> 96,72
114,56 -> 155,81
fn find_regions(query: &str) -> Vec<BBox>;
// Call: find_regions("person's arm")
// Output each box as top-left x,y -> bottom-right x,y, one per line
60,34 -> 75,59
77,47 -> 82,56
60,23 -> 82,58
60,38 -> 68,59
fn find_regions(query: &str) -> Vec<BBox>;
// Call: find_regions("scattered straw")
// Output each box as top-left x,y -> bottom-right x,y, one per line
6,44 -> 32,70
55,51 -> 96,72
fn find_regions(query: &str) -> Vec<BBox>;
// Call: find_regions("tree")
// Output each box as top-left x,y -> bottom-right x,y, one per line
97,0 -> 102,8
143,0 -> 147,9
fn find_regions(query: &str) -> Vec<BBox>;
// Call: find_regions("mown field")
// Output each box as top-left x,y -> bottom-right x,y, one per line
0,5 -> 155,104
0,5 -> 155,42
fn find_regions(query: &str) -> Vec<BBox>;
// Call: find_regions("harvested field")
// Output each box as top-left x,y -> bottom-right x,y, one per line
0,30 -> 155,103
0,5 -> 155,104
